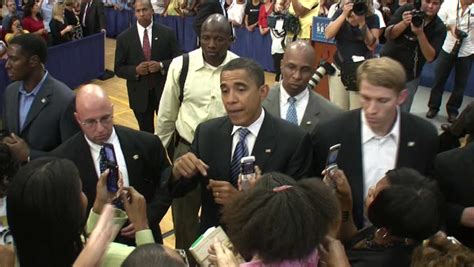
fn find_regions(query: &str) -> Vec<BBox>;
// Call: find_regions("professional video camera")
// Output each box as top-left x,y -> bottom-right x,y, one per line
352,0 -> 368,16
268,12 -> 301,37
307,61 -> 336,90
451,29 -> 469,55
411,0 -> 424,27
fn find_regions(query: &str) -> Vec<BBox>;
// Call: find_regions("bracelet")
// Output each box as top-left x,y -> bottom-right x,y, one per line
342,211 -> 349,222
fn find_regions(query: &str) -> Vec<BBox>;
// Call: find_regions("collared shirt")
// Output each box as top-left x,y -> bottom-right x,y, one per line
230,108 -> 265,159
157,48 -> 239,147
438,1 -> 474,57
18,71 -> 48,131
361,108 -> 400,197
279,84 -> 309,126
136,20 -> 153,49
84,127 -> 130,186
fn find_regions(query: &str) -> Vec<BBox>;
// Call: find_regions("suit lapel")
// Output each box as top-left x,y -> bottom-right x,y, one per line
7,84 -> 20,134
216,119 -> 233,181
132,26 -> 146,62
76,134 -> 100,206
265,85 -> 281,118
252,112 -> 277,171
151,24 -> 160,60
300,90 -> 321,132
396,113 -> 416,168
21,76 -> 53,134
115,126 -> 140,187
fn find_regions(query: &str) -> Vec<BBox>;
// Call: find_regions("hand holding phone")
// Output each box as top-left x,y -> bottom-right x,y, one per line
323,144 -> 341,189
239,156 -> 256,191
102,143 -> 119,193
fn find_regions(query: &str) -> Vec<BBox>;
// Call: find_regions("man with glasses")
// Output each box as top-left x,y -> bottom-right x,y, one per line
1,34 -> 79,162
51,84 -> 172,246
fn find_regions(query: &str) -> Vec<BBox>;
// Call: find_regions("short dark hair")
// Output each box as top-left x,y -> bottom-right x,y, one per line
0,143 -> 20,197
7,158 -> 85,267
222,58 -> 265,87
368,170 -> 442,241
10,34 -> 48,64
121,244 -> 186,267
221,173 -> 330,263
253,172 -> 296,189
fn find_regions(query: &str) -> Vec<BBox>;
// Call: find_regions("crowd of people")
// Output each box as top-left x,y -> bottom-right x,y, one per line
0,0 -> 474,265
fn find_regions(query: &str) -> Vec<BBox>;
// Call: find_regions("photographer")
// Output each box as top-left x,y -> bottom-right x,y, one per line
380,0 -> 446,112
426,0 -> 473,123
287,0 -> 320,43
325,0 -> 380,110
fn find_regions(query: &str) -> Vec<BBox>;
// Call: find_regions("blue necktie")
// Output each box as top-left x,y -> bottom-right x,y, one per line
230,128 -> 251,186
99,146 -> 108,173
286,97 -> 298,125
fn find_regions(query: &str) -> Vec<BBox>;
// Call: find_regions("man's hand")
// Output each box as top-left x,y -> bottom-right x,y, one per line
136,62 -> 149,76
401,11 -> 412,26
148,61 -> 162,73
461,207 -> 474,228
342,2 -> 354,17
411,22 -> 424,36
207,179 -> 238,205
172,152 -> 209,180
121,186 -> 149,231
3,133 -> 29,162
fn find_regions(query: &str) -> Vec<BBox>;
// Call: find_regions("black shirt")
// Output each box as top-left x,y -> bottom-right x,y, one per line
331,9 -> 380,65
380,4 -> 446,80
64,8 -> 79,26
245,1 -> 261,25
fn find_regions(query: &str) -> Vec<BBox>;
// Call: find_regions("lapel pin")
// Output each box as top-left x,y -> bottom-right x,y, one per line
265,149 -> 271,153
407,141 -> 415,147
305,121 -> 311,125
154,37 -> 158,40
133,154 -> 139,160
41,98 -> 47,103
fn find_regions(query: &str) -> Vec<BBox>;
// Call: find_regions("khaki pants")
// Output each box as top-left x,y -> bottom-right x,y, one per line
171,141 -> 201,250
328,67 -> 361,111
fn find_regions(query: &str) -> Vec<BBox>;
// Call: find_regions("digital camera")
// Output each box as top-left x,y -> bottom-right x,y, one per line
352,0 -> 367,16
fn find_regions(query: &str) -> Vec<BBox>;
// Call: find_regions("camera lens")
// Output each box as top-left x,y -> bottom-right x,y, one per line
353,1 -> 367,16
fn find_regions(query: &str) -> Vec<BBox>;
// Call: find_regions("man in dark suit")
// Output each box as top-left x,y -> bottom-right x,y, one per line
80,0 -> 106,36
434,107 -> 474,248
52,84 -> 171,244
169,58 -> 313,232
115,0 -> 181,133
1,34 -> 79,162
312,57 -> 438,228
263,41 -> 341,133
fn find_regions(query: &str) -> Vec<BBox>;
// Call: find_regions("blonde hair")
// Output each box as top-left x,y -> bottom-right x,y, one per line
357,57 -> 406,93
52,2 -> 65,20
63,0 -> 75,8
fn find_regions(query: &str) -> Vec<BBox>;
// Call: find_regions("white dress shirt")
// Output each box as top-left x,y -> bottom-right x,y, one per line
137,21 -> 153,49
230,108 -> 265,159
84,127 -> 130,187
361,109 -> 400,197
438,1 -> 474,57
279,84 -> 310,126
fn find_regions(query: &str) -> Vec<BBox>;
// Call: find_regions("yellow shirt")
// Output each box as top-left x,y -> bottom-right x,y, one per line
288,0 -> 319,39
157,48 -> 239,147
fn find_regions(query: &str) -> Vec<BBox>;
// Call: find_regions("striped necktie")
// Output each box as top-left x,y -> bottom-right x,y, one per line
230,128 -> 251,186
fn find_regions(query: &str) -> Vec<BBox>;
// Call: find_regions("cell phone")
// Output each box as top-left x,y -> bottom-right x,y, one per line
325,144 -> 341,172
239,156 -> 255,191
103,143 -> 119,193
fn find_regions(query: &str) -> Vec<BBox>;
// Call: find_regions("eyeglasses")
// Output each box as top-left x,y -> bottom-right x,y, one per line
80,114 -> 113,128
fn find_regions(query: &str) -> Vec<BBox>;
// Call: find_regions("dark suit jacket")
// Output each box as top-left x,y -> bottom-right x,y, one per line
312,109 -> 438,228
434,142 -> 474,248
80,0 -> 105,36
51,125 -> 172,243
263,84 -> 342,133
115,22 -> 181,113
170,111 -> 313,232
192,0 -> 225,36
1,74 -> 79,158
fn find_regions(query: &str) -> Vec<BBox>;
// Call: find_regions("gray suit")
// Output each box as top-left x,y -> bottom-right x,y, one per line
1,74 -> 80,158
263,84 -> 342,133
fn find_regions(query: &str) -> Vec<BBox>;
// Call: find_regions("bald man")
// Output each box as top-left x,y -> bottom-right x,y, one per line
51,84 -> 172,245
263,41 -> 341,133
156,14 -> 238,250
